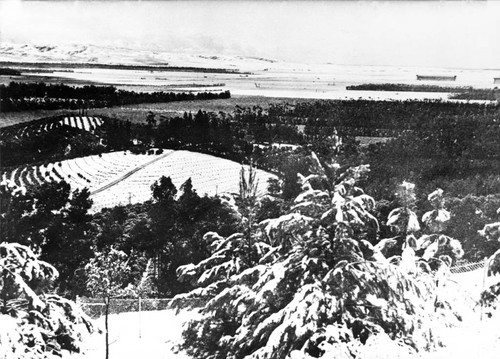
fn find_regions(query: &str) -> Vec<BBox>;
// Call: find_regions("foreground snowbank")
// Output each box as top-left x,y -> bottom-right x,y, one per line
66,306 -> 500,359
424,311 -> 500,359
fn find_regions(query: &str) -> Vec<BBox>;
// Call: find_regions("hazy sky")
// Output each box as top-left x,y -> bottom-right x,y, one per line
1,0 -> 499,69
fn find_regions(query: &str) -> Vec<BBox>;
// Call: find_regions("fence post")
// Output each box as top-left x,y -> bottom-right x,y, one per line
480,257 -> 490,321
138,297 -> 142,339
105,296 -> 110,359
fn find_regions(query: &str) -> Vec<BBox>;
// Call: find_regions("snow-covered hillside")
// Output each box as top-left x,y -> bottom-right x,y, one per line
0,42 -> 276,72
89,150 -> 276,211
1,150 -> 277,212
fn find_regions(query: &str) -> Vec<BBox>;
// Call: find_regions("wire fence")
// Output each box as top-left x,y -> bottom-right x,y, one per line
450,259 -> 487,274
77,260 -> 490,318
76,297 -> 203,318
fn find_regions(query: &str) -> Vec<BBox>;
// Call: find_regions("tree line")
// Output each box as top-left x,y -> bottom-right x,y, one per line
346,83 -> 476,93
0,81 -> 230,112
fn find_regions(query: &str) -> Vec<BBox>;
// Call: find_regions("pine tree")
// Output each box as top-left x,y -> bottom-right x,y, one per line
479,210 -> 500,312
385,184 -> 464,270
171,156 -> 461,358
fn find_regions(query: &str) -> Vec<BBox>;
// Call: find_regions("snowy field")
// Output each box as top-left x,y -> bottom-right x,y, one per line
65,309 -> 199,359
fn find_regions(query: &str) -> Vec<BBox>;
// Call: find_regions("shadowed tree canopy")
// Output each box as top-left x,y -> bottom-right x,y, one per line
0,181 -> 94,296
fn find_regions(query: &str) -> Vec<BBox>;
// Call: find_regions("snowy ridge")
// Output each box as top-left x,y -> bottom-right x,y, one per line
0,42 -> 278,72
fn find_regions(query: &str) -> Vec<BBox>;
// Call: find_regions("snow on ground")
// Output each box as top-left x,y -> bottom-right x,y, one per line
65,309 -> 200,359
67,300 -> 500,359
423,311 -> 500,359
64,271 -> 500,359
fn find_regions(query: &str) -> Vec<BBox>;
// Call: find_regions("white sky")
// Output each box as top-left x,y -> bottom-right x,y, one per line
1,0 -> 499,69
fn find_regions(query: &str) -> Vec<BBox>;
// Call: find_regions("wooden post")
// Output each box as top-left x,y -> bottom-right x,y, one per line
105,296 -> 109,359
481,257 -> 490,321
138,297 -> 142,339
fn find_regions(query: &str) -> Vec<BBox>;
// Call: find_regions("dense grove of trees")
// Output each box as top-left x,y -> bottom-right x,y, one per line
256,100 -> 500,194
0,67 -> 21,76
145,107 -> 350,171
347,83 -> 500,101
0,62 -> 244,73
0,82 -> 230,112
449,88 -> 500,101
91,176 -> 244,297
270,99 -> 499,136
184,100 -> 500,197
0,177 -> 245,297
346,83 -> 475,93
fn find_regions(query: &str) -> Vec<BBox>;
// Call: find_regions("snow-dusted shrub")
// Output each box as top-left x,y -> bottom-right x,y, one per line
0,242 -> 92,359
172,157 -> 462,359
85,248 -> 134,299
386,184 -> 464,268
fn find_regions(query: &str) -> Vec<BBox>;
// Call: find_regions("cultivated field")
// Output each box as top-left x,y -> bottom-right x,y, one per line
1,149 -> 276,211
0,116 -> 103,138
59,116 -> 103,132
90,150 -> 276,211
0,109 -> 83,128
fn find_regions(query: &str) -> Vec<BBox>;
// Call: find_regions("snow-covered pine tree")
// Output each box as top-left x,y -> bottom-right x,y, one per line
479,210 -> 500,312
418,188 -> 464,267
0,242 -> 92,359
384,185 -> 464,270
171,156 -> 462,359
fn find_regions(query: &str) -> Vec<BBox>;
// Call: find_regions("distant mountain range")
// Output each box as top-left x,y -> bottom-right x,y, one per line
0,42 -> 279,72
